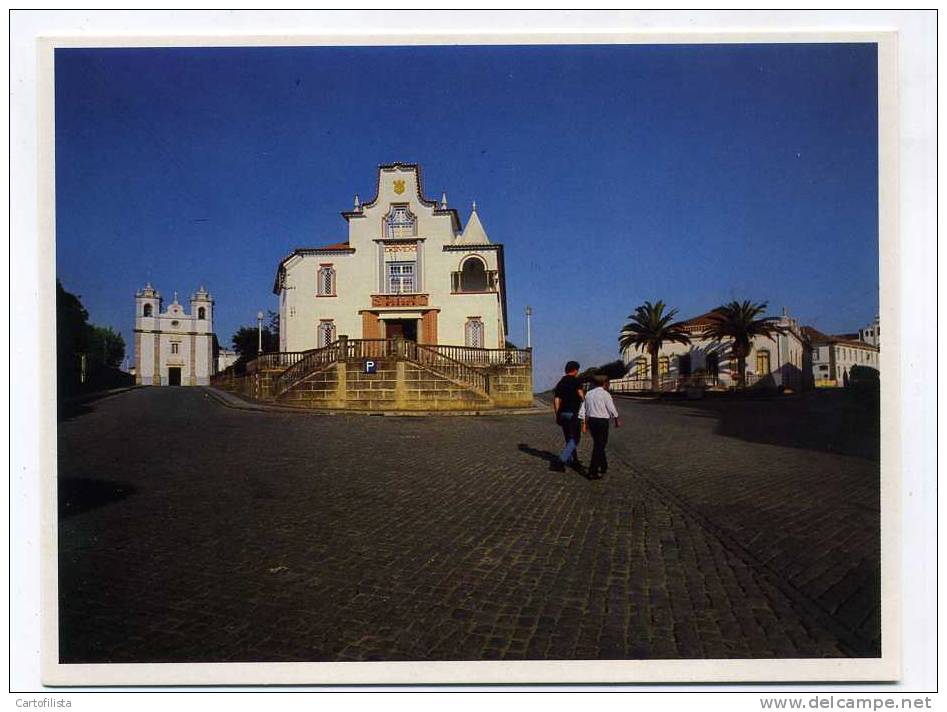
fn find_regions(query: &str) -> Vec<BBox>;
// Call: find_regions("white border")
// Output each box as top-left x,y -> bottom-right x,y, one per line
8,9 -> 936,692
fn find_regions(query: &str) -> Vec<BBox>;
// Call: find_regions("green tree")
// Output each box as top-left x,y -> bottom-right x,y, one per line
87,326 -> 126,369
56,280 -> 90,395
231,324 -> 279,363
703,300 -> 782,388
267,310 -> 279,341
619,301 -> 691,392
579,360 -> 628,382
57,280 -> 128,395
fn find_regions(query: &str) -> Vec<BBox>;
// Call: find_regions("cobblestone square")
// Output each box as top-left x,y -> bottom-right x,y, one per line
57,387 -> 880,663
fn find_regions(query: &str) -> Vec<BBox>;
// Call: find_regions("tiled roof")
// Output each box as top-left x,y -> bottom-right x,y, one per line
679,312 -> 719,330
801,326 -> 879,351
272,243 -> 355,293
834,338 -> 879,351
801,326 -> 833,343
310,241 -> 352,251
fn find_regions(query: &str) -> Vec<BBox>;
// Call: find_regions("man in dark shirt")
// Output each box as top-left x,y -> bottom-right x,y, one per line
551,361 -> 585,473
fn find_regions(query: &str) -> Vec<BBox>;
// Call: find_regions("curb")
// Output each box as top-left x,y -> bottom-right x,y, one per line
61,385 -> 143,407
202,387 -> 548,417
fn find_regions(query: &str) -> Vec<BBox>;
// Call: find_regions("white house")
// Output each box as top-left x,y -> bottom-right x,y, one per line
273,163 -> 508,352
859,316 -> 880,348
217,348 -> 239,373
803,326 -> 880,387
618,308 -> 812,391
134,283 -> 216,386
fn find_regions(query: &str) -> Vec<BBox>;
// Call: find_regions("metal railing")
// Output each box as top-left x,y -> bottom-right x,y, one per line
273,343 -> 340,395
404,341 -> 489,395
609,372 -> 763,393
450,270 -> 499,293
341,338 -> 391,360
245,351 -> 309,374
606,376 -> 679,393
424,344 -> 531,367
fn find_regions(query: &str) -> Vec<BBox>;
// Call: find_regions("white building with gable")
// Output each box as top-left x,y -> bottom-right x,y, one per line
273,163 -> 508,352
618,308 -> 813,391
134,283 -> 216,386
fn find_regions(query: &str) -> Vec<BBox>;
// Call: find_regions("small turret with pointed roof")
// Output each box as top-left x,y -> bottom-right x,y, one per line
135,281 -> 161,322
137,281 -> 159,299
456,200 -> 491,245
190,284 -> 214,332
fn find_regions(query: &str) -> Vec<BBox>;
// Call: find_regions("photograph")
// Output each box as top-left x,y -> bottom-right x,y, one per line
37,26 -> 903,687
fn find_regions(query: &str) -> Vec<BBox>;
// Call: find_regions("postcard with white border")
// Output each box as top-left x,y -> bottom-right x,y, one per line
32,22 -> 903,687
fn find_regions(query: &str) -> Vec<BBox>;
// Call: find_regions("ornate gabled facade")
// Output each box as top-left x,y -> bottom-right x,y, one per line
274,163 -> 508,352
134,283 -> 216,386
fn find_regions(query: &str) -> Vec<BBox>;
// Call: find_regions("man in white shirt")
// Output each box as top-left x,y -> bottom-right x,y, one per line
578,375 -> 622,480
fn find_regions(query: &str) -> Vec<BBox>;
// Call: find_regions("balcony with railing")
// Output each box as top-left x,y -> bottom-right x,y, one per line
451,269 -> 499,294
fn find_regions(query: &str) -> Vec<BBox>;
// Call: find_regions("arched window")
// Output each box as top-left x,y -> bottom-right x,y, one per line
658,356 -> 670,375
143,303 -> 153,317
384,205 -> 417,239
459,257 -> 488,292
317,265 -> 336,297
756,349 -> 771,374
465,318 -> 485,348
634,357 -> 648,379
317,320 -> 336,348
197,307 -> 206,320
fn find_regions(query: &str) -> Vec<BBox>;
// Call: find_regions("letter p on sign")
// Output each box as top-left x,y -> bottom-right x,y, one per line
365,360 -> 377,374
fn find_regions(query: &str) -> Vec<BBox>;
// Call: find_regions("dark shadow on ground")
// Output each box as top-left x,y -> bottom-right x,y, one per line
58,477 -> 137,519
517,443 -> 558,464
58,387 -> 141,422
626,389 -> 880,461
57,400 -> 96,422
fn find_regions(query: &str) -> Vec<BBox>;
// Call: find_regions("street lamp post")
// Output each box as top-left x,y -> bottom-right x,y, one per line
525,305 -> 532,349
257,311 -> 264,356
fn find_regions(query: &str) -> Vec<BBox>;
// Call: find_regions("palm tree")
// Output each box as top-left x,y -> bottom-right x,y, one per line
703,300 -> 783,388
619,301 -> 691,392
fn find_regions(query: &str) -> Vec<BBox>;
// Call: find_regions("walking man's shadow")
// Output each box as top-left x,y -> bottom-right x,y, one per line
517,443 -> 558,464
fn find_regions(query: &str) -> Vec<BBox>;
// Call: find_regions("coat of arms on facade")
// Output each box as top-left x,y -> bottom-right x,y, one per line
393,179 -> 406,195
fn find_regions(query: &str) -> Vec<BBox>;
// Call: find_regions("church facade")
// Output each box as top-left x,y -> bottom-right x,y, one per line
274,163 -> 508,352
134,284 -> 216,386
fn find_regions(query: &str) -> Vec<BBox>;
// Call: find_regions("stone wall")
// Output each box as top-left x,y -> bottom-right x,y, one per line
281,359 -> 492,411
213,354 -> 531,411
276,362 -> 342,407
486,363 -> 534,408
211,367 -> 284,401
399,361 -> 492,411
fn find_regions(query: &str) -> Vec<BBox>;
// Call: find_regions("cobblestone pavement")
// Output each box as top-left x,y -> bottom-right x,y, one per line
57,387 -> 880,663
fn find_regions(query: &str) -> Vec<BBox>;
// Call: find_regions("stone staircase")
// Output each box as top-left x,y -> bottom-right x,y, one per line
217,337 -> 533,412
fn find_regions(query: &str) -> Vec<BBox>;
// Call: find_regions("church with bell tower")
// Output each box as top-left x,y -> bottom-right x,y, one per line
134,283 -> 217,386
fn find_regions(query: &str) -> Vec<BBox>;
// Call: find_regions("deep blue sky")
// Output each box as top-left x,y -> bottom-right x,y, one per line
55,43 -> 878,390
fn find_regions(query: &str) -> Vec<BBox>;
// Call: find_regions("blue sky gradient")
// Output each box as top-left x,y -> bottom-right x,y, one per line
55,43 -> 878,389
